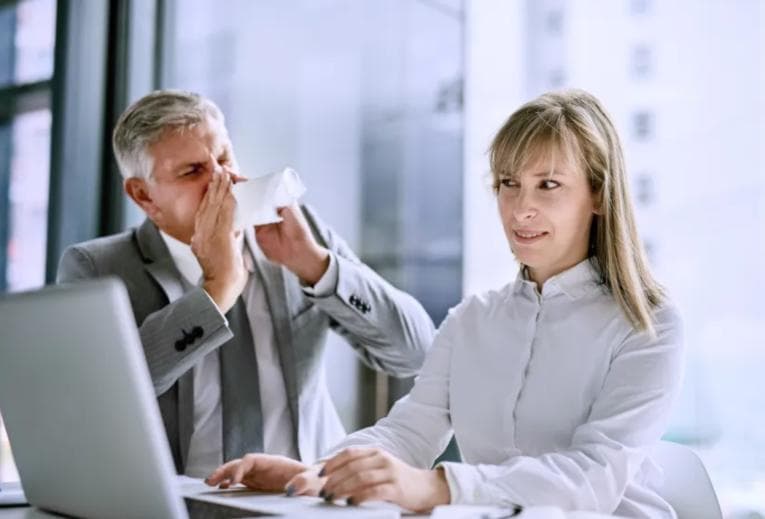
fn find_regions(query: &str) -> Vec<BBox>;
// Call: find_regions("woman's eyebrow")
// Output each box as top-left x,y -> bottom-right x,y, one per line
531,170 -> 565,177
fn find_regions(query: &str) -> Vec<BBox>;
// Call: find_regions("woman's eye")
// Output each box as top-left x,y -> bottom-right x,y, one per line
500,179 -> 519,188
540,180 -> 560,190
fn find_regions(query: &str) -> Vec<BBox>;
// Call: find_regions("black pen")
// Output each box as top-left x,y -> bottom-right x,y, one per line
480,504 -> 523,518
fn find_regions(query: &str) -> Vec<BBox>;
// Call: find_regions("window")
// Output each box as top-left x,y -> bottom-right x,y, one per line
631,44 -> 652,79
0,0 -> 57,483
632,110 -> 653,140
470,1 -> 765,514
634,172 -> 655,206
161,0 -> 463,433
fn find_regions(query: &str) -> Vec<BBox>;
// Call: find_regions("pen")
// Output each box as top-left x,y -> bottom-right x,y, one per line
480,504 -> 523,518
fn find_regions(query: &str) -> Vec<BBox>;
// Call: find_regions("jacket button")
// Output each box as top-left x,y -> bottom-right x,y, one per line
175,339 -> 187,352
192,326 -> 203,339
349,295 -> 358,305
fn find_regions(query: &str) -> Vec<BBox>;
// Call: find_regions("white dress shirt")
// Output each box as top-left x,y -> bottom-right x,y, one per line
160,230 -> 339,478
328,260 -> 684,518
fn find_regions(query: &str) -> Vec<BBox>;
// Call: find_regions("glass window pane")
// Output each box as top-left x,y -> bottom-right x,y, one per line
162,0 -> 463,434
470,1 -> 765,515
6,109 -> 51,291
0,0 -> 57,87
0,108 -> 51,483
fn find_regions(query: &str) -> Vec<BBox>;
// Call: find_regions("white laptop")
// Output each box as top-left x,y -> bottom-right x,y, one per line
0,279 -> 400,519
0,279 -> 189,519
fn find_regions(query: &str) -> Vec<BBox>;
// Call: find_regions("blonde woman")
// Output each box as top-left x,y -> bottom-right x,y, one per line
206,89 -> 684,518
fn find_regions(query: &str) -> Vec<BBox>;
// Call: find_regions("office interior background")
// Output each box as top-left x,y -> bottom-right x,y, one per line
0,0 -> 763,516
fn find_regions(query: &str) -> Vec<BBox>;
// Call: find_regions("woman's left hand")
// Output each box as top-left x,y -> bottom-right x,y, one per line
317,447 -> 451,513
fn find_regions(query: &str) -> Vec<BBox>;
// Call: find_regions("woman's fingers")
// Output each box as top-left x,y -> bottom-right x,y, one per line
205,456 -> 257,488
324,468 -> 392,500
285,467 -> 325,497
322,447 -> 378,478
205,458 -> 239,486
346,482 -> 396,507
321,454 -> 387,495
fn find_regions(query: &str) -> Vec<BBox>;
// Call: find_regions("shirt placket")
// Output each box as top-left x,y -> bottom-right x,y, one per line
511,289 -> 543,448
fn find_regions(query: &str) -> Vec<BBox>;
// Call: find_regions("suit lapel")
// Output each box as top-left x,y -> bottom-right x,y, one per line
136,219 -> 186,303
135,218 -> 195,469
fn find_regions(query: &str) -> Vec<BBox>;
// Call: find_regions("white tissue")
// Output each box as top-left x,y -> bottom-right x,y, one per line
232,167 -> 306,228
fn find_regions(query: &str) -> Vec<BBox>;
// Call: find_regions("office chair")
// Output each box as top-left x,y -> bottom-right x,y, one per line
652,440 -> 723,519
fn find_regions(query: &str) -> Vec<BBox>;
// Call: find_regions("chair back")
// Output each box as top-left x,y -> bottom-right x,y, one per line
652,441 -> 722,519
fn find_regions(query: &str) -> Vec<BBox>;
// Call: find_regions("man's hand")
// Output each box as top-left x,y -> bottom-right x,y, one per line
254,204 -> 330,286
191,170 -> 247,314
204,453 -> 308,492
286,447 -> 451,513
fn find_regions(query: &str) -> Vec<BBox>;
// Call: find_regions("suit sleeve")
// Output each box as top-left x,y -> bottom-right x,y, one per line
57,245 -> 233,395
437,304 -> 685,512
300,205 -> 436,377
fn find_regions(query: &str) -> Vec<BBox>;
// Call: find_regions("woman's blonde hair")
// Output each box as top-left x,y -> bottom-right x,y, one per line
490,89 -> 664,333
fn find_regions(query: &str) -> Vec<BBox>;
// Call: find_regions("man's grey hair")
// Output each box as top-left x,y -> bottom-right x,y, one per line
112,90 -> 225,180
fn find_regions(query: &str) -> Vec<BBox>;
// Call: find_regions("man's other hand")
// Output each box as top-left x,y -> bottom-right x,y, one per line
255,204 -> 330,286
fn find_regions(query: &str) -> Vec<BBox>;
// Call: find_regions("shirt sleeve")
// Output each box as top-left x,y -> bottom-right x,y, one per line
322,305 -> 460,467
201,286 -> 229,327
300,251 -> 339,297
438,303 -> 685,513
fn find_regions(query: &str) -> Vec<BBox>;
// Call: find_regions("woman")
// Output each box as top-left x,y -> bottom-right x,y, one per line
206,89 -> 684,518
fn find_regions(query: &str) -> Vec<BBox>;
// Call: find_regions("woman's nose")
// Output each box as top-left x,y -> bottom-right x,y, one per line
513,190 -> 537,221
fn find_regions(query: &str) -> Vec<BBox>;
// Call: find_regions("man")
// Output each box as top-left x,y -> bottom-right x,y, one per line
57,90 -> 435,478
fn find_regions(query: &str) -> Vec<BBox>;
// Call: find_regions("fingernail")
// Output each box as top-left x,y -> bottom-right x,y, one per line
318,489 -> 326,498
346,497 -> 355,506
318,467 -> 326,477
285,485 -> 295,497
324,493 -> 334,503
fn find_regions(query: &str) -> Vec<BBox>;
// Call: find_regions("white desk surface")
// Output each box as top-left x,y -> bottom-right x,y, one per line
0,476 -> 622,518
0,503 -> 622,518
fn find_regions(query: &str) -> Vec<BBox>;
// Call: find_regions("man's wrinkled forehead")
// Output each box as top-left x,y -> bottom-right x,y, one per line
149,116 -> 232,171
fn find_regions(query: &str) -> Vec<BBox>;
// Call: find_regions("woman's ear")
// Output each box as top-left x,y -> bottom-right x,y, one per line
124,178 -> 160,219
591,190 -> 604,215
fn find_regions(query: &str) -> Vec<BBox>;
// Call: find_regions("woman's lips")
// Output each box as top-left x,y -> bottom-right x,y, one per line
512,229 -> 549,244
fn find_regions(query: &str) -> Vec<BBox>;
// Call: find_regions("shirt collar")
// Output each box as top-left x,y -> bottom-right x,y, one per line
159,230 -> 247,285
513,258 -> 603,300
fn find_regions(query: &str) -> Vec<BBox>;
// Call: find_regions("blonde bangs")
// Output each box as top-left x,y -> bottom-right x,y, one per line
490,107 -> 586,191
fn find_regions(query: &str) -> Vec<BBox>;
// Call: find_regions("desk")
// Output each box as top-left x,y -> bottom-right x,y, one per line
0,504 -> 622,518
0,478 -> 622,518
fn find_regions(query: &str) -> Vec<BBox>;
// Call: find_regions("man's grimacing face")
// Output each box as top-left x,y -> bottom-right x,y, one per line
125,116 -> 237,244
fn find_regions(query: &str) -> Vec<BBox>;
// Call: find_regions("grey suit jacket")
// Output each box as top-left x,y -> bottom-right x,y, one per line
57,205 -> 435,471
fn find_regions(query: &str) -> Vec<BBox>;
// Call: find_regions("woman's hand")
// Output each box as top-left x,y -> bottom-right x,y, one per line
297,447 -> 451,513
204,453 -> 307,492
